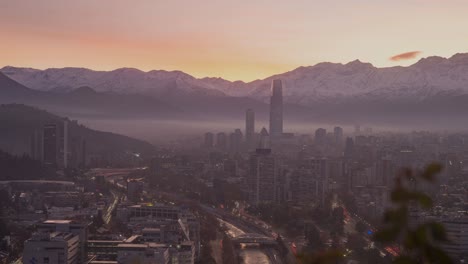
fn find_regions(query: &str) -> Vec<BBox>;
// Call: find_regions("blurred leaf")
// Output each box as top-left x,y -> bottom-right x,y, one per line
416,193 -> 433,209
403,232 -> 417,249
427,222 -> 448,242
402,168 -> 413,179
420,163 -> 442,182
384,209 -> 403,223
391,189 -> 410,203
374,227 -> 399,242
425,245 -> 454,264
394,256 -> 416,264
414,225 -> 428,245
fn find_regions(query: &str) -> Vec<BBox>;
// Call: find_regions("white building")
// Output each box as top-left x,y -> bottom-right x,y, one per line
36,220 -> 88,263
22,232 -> 80,264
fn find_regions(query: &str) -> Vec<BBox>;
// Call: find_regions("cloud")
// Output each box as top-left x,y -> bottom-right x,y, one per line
389,51 -> 422,61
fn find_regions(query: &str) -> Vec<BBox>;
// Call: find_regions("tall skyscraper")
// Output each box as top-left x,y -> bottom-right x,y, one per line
216,132 -> 227,150
344,137 -> 355,158
245,109 -> 255,149
204,132 -> 214,148
315,128 -> 327,144
43,124 -> 58,167
229,129 -> 243,153
269,79 -> 283,138
30,129 -> 43,161
333,126 -> 344,144
42,120 -> 71,169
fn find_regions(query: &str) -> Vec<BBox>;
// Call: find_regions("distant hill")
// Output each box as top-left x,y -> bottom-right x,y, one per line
0,104 -> 155,158
0,72 -> 183,119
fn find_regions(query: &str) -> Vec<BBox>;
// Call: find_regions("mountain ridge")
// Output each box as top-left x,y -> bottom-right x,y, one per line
2,53 -> 468,128
3,52 -> 468,105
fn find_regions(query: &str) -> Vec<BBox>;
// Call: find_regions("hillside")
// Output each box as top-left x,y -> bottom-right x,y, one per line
0,104 -> 155,157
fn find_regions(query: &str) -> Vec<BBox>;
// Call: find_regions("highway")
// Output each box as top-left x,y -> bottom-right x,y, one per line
103,189 -> 120,224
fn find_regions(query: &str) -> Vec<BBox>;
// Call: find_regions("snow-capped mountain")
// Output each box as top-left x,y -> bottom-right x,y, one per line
3,53 -> 468,106
237,53 -> 468,105
0,67 -> 226,97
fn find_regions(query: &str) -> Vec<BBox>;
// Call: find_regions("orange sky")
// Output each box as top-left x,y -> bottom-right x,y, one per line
1,0 -> 467,81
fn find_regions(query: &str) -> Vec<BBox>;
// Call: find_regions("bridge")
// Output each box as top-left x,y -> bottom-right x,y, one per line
232,233 -> 277,246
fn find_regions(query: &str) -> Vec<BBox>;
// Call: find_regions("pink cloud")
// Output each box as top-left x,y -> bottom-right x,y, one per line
389,51 -> 422,61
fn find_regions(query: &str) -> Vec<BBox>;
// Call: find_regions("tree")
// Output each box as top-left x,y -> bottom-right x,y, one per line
374,163 -> 453,264
299,163 -> 454,264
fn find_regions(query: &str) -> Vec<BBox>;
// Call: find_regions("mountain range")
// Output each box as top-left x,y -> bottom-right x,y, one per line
2,53 -> 468,127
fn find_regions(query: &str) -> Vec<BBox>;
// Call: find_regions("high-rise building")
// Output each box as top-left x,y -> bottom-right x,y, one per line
354,125 -> 361,135
298,157 -> 329,205
127,179 -> 144,203
259,127 -> 270,148
30,129 -> 43,161
440,216 -> 468,259
43,120 -> 70,169
269,79 -> 283,138
203,132 -> 214,148
69,137 -> 86,168
375,157 -> 394,187
229,129 -> 243,154
43,124 -> 58,167
215,132 -> 227,151
245,109 -> 255,149
248,148 -> 278,205
333,126 -> 343,144
344,137 -> 355,158
63,120 -> 69,168
314,128 -> 327,144
22,232 -> 80,264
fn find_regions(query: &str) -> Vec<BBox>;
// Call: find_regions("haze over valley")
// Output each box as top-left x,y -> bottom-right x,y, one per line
3,53 -> 468,143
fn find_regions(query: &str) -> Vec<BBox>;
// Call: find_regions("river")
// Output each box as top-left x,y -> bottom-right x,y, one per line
219,219 -> 272,264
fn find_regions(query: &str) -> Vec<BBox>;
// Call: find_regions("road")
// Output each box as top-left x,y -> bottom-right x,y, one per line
87,168 -> 144,224
337,197 -> 398,259
91,168 -> 285,263
103,189 -> 120,224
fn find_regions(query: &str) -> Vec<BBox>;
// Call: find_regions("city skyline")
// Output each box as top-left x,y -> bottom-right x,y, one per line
1,2 -> 468,263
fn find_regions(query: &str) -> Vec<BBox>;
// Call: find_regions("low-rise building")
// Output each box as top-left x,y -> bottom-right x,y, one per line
22,232 -> 80,264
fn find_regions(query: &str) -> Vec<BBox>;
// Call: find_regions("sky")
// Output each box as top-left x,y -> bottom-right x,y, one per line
1,0 -> 467,81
